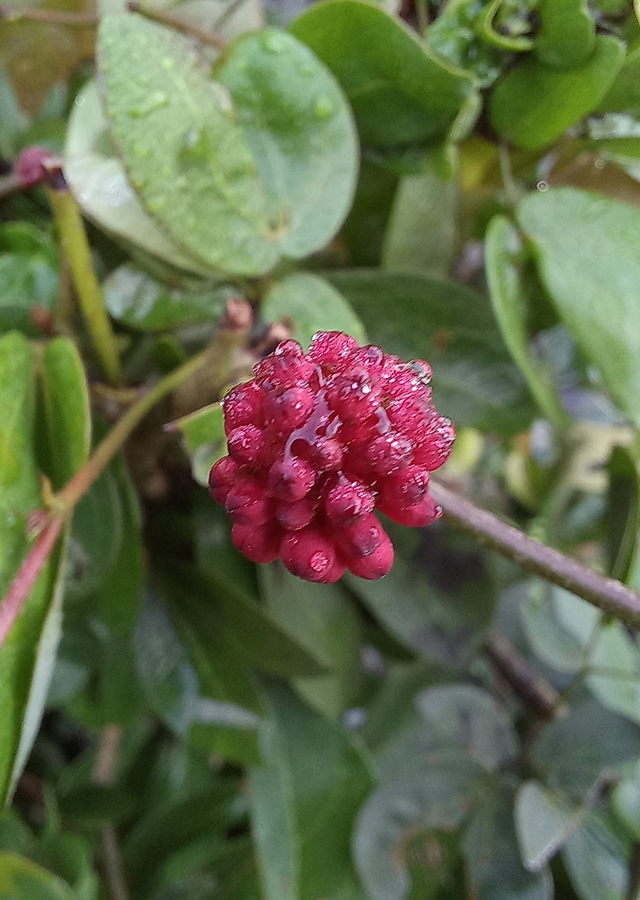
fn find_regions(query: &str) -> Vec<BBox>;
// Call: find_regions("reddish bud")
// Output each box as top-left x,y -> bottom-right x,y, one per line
325,480 -> 375,527
208,456 -> 238,504
232,522 -> 282,563
268,457 -> 316,501
227,425 -> 266,467
281,527 -> 345,583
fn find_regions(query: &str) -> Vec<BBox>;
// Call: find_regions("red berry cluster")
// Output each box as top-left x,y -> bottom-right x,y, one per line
209,332 -> 454,583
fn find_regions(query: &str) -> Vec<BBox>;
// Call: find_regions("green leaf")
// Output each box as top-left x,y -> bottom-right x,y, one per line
612,775 -> 640,840
64,80 -> 214,277
103,265 -> 235,331
249,684 -> 374,900
98,15 -> 278,276
598,45 -> 640,113
0,332 -> 89,804
346,522 -> 498,665
96,453 -> 144,635
262,272 -> 366,351
521,581 -> 584,674
485,215 -> 568,426
381,148 -> 458,279
532,699 -> 640,800
135,588 -> 199,734
289,0 -> 475,146
464,782 -> 554,900
514,781 -> 586,871
37,339 -> 92,490
0,851 -> 74,900
0,62 -> 28,157
0,226 -> 59,336
517,187 -> 640,429
195,502 -> 328,679
534,0 -> 595,69
163,571 -> 267,716
552,588 -> 640,724
214,29 -> 359,260
327,270 -> 535,434
65,465 -> 123,599
416,684 -> 518,772
606,445 -> 640,583
353,758 -> 485,900
489,36 -> 624,150
259,562 -> 363,718
562,816 -> 629,900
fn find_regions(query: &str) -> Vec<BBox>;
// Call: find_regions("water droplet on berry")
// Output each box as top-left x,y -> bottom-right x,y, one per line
310,551 -> 330,573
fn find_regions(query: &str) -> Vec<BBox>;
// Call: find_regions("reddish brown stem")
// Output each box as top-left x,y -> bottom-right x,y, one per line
0,519 -> 64,647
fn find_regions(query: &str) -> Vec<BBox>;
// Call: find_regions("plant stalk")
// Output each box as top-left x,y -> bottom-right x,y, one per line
127,0 -> 228,48
430,480 -> 640,630
43,161 -> 124,387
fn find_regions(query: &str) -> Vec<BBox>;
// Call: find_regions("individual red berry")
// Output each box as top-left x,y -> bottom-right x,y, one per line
275,495 -> 318,531
378,493 -> 441,527
223,381 -> 264,434
413,418 -> 456,471
255,354 -> 315,390
263,386 -> 315,432
268,457 -> 316,501
340,513 -> 386,558
227,425 -> 266,467
208,456 -> 238,504
327,368 -> 381,421
274,339 -> 305,358
281,527 -> 345,583
308,331 -> 358,368
15,146 -> 52,187
232,522 -> 282,563
345,531 -> 394,579
225,475 -> 272,526
378,465 -> 430,510
365,433 -> 413,476
349,344 -> 386,377
325,480 -> 375,527
308,437 -> 343,473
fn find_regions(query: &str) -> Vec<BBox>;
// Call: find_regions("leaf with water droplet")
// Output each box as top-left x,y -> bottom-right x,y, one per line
64,80 -> 216,278
97,15 -> 278,276
215,28 -> 358,258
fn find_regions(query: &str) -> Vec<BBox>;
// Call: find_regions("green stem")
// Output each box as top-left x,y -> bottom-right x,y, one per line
55,349 -> 207,514
43,162 -> 124,387
0,4 -> 97,24
430,480 -> 640,630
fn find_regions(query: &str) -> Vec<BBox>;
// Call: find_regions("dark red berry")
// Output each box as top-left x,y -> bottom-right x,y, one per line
225,475 -> 272,526
340,513 -> 386,558
232,522 -> 282,563
325,480 -> 375,527
223,381 -> 264,434
208,456 -> 238,504
281,527 -> 344,583
308,437 -> 343,472
378,493 -> 441,527
268,457 -> 316,501
379,465 -> 430,510
365,432 -> 413,476
263,385 -> 315,431
227,424 -> 266,467
275,495 -> 318,531
345,531 -> 394,579
308,331 -> 358,368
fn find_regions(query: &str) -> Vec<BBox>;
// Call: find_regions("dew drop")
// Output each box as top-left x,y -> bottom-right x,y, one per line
314,94 -> 335,120
261,31 -> 286,53
129,91 -> 169,118
536,180 -> 548,192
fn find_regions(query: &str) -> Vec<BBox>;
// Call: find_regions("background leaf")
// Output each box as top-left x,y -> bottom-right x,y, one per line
517,187 -> 640,429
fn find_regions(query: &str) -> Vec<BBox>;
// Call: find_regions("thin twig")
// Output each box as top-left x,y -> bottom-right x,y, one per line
43,160 -> 124,387
484,630 -> 566,720
0,4 -> 97,24
93,727 -> 130,900
430,480 -> 640,630
0,172 -> 20,202
127,0 -> 228,49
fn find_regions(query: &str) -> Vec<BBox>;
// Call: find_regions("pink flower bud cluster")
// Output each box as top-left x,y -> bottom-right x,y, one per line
209,332 -> 454,583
